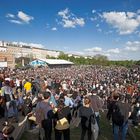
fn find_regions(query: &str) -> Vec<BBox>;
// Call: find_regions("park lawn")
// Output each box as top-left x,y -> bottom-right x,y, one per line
21,112 -> 139,140
132,126 -> 140,139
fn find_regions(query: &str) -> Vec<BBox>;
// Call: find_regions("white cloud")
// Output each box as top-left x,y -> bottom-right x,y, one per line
29,43 -> 44,48
85,47 -> 102,52
126,12 -> 136,18
137,15 -> 140,22
90,17 -> 97,21
107,48 -> 120,54
96,24 -> 99,27
9,20 -> 23,24
125,41 -> 140,51
51,27 -> 57,31
6,13 -> 15,18
6,11 -> 34,24
12,41 -> 45,48
92,10 -> 96,14
58,8 -> 85,28
103,53 -> 111,57
66,51 -> 85,56
17,11 -> 34,23
105,30 -> 113,35
66,43 -> 140,60
137,9 -> 140,14
75,18 -> 85,26
62,19 -> 76,28
58,8 -> 70,20
102,11 -> 140,35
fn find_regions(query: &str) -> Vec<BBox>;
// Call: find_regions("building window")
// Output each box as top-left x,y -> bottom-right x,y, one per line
4,57 -> 7,61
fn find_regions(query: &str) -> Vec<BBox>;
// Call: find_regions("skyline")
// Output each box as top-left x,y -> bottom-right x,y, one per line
0,0 -> 140,60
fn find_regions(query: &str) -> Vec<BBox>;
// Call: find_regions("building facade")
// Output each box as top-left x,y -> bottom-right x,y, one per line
0,45 -> 15,68
0,41 -> 60,68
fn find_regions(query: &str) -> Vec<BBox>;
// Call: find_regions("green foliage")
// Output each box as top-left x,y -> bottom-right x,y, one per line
20,52 -> 140,68
56,52 -> 140,67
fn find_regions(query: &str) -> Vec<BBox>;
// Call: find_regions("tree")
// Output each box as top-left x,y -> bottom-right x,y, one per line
58,52 -> 69,60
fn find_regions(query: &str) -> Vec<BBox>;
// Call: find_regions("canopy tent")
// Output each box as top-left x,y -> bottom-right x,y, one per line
29,58 -> 74,68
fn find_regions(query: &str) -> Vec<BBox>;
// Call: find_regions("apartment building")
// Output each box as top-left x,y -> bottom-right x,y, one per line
0,41 -> 60,68
0,45 -> 15,68
32,47 -> 47,59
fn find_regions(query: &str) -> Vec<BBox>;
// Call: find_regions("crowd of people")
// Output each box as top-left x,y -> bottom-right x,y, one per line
0,65 -> 140,140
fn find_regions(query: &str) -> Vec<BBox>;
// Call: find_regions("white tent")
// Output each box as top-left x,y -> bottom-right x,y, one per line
30,58 -> 74,67
39,58 -> 74,65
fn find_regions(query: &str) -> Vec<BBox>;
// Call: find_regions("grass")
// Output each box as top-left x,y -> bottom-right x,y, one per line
21,112 -> 140,140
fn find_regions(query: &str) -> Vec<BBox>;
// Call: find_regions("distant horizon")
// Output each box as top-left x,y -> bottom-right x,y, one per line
0,0 -> 140,60
0,39 -> 140,61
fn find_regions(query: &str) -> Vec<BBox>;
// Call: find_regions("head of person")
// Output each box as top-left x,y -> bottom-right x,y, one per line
44,77 -> 47,81
25,78 -> 29,82
2,125 -> 15,136
37,93 -> 43,101
83,97 -> 91,106
119,94 -> 126,102
4,80 -> 10,86
57,98 -> 65,111
113,93 -> 119,101
26,92 -> 31,97
42,91 -> 51,100
63,90 -> 68,97
91,89 -> 97,95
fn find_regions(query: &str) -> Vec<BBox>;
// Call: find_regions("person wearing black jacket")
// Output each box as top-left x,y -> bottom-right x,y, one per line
79,97 -> 93,140
107,94 -> 131,140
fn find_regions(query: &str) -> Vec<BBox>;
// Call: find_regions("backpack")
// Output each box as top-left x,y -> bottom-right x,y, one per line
112,102 -> 124,126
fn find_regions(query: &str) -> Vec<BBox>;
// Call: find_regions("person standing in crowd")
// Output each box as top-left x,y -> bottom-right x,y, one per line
71,91 -> 81,117
63,91 -> 74,108
0,75 -> 4,90
15,77 -> 20,92
54,99 -> 71,140
79,97 -> 93,140
89,89 -> 104,134
107,94 -> 131,140
1,80 -> 18,125
0,95 -> 5,118
24,79 -> 32,95
130,101 -> 140,128
36,91 -> 53,140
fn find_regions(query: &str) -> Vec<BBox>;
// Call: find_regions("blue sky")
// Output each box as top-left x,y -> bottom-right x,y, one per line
0,0 -> 140,60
